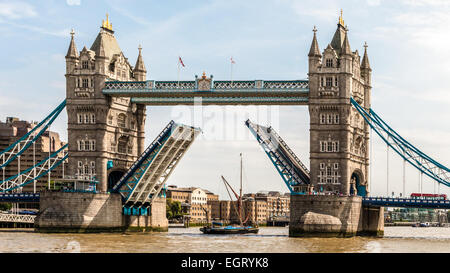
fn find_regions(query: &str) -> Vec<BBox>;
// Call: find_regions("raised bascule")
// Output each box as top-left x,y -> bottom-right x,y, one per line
1,12 -> 450,236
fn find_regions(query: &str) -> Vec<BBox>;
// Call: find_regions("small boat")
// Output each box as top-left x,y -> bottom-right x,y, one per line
200,225 -> 259,234
200,153 -> 259,235
413,222 -> 431,227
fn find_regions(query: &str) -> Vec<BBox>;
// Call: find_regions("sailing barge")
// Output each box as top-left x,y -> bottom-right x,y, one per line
200,153 -> 259,235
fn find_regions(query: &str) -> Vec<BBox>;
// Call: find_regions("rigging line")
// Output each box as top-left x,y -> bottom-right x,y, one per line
222,176 -> 241,223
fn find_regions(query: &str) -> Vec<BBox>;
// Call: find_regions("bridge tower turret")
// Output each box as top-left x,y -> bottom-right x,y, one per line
65,15 -> 147,192
308,12 -> 371,196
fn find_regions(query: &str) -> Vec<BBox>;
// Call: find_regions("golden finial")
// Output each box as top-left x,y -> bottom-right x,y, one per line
102,13 -> 113,31
339,9 -> 344,26
202,71 -> 207,79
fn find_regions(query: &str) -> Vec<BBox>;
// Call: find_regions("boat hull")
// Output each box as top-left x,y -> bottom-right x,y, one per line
200,226 -> 259,234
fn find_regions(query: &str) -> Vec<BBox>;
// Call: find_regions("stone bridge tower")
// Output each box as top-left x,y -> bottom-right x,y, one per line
65,15 -> 147,192
308,12 -> 372,196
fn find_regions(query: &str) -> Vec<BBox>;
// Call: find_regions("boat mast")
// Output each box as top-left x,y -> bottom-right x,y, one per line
239,153 -> 243,225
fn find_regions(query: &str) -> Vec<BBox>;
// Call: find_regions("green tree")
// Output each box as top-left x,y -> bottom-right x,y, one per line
0,203 -> 12,211
166,198 -> 182,220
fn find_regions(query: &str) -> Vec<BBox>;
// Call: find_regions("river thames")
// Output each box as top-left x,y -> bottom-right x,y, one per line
0,226 -> 449,253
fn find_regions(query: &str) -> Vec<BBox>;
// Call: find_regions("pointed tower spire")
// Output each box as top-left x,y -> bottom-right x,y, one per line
66,29 -> 78,58
308,26 -> 321,57
361,41 -> 371,70
134,45 -> 147,81
330,10 -> 347,55
341,28 -> 352,55
134,45 -> 146,72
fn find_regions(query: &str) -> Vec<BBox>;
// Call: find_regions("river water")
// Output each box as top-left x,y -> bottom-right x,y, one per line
0,226 -> 449,253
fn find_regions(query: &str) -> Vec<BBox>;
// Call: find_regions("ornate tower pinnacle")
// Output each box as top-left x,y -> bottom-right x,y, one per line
134,44 -> 147,78
339,9 -> 344,26
101,13 -> 113,31
308,26 -> 321,57
341,28 -> 352,55
66,28 -> 78,58
361,41 -> 371,70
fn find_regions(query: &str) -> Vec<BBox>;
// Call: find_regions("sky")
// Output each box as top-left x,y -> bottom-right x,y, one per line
0,0 -> 450,200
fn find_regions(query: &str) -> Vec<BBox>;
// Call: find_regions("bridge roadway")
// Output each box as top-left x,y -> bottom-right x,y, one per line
1,192 -> 449,210
102,79 -> 310,105
362,196 -> 450,209
0,193 -> 40,203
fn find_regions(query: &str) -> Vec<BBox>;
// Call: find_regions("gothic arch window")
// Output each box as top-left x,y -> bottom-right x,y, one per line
326,58 -> 333,67
118,136 -> 128,154
117,113 -> 127,128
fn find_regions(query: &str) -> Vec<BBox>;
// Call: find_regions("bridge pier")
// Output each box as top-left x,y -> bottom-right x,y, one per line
359,206 -> 384,237
289,194 -> 384,237
123,198 -> 168,232
34,192 -> 168,233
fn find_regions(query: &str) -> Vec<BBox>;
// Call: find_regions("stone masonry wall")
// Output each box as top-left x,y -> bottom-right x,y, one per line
35,191 -> 123,232
289,194 -> 362,237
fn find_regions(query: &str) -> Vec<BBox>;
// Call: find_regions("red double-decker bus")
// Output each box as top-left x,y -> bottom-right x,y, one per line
410,193 -> 447,200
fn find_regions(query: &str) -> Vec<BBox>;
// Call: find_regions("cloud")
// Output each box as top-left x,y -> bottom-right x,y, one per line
0,2 -> 37,19
66,0 -> 81,6
1,20 -> 70,37
401,0 -> 450,6
367,0 -> 381,6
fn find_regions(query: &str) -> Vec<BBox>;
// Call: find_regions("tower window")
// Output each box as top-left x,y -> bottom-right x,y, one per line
118,136 -> 128,154
320,114 -> 326,124
327,114 -> 333,124
82,61 -> 89,69
117,113 -> 127,128
82,79 -> 89,88
334,77 -> 338,86
326,59 -> 333,67
320,140 -> 339,152
77,114 -> 83,124
326,77 -> 333,87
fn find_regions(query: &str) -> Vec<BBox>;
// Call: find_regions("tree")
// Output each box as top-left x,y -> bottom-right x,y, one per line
0,203 -> 12,211
166,198 -> 182,220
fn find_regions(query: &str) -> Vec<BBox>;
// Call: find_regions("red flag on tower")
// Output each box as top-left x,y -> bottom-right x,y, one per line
179,56 -> 185,67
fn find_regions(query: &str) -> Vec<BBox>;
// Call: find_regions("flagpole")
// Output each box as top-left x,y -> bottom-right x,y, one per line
230,57 -> 234,87
177,57 -> 180,89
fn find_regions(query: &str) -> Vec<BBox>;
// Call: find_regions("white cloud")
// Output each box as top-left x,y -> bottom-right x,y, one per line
66,0 -> 81,6
0,2 -> 37,19
401,0 -> 450,6
367,0 -> 381,6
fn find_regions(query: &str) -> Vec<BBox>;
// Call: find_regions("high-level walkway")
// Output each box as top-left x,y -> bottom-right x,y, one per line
103,79 -> 309,105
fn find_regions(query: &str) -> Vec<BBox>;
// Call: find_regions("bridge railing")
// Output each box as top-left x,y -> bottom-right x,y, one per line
0,213 -> 35,224
103,79 -> 309,92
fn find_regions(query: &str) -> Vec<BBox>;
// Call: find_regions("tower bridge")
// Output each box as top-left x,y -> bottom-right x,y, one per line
0,12 -> 449,236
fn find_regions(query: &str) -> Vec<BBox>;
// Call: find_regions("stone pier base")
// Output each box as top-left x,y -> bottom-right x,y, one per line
359,206 -> 384,237
124,198 -> 168,232
35,192 -> 168,233
289,194 -> 384,237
